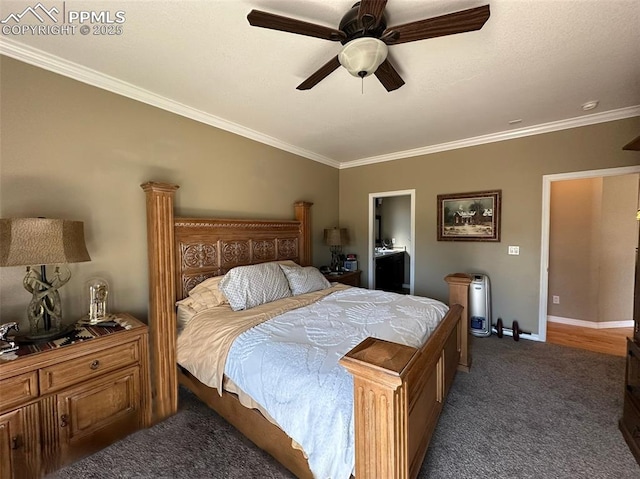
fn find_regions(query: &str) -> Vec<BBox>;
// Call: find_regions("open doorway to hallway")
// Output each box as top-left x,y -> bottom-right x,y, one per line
539,166 -> 640,356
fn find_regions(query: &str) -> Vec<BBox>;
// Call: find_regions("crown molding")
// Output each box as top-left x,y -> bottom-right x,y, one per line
1,39 -> 637,172
0,38 -> 340,169
340,105 -> 640,169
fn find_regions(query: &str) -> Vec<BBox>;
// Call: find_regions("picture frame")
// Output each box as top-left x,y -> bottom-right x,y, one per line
437,190 -> 502,242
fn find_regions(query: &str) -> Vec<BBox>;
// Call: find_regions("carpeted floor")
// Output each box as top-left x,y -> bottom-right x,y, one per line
49,336 -> 640,479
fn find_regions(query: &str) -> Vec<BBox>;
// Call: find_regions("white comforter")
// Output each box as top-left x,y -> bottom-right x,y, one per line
224,287 -> 448,479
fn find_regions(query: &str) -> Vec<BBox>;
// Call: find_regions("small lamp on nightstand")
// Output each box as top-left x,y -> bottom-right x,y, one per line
324,227 -> 349,272
0,218 -> 91,341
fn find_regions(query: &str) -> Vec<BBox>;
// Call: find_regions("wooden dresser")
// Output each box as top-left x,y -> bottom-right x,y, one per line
0,313 -> 150,478
620,223 -> 640,466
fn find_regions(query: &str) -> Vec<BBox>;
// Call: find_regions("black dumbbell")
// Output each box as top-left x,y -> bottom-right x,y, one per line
494,318 -> 530,341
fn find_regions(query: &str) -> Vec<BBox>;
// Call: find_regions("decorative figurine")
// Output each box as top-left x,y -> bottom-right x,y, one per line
0,322 -> 19,355
23,265 -> 68,335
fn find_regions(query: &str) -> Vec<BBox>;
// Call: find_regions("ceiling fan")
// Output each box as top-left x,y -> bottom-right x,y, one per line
247,1 -> 490,92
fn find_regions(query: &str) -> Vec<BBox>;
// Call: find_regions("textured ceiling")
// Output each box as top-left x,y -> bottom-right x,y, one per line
1,0 -> 639,168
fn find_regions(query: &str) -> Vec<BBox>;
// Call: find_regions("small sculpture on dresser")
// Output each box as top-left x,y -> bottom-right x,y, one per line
0,322 -> 19,355
24,265 -> 68,334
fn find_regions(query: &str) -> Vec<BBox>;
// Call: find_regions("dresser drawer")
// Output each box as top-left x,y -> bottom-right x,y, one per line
0,371 -> 38,412
40,341 -> 139,394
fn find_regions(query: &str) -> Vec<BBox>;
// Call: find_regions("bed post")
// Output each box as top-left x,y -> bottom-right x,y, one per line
141,181 -> 180,424
445,273 -> 472,372
294,201 -> 313,266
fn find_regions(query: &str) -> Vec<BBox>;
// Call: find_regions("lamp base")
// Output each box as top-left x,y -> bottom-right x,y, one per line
10,323 -> 77,345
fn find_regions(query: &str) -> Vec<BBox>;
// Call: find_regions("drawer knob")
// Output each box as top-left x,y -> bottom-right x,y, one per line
60,414 -> 68,428
90,359 -> 100,370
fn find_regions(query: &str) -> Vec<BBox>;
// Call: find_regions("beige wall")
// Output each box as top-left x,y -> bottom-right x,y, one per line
339,118 -> 640,334
548,175 -> 638,323
548,178 -> 601,321
378,195 -> 411,250
2,55 -> 639,337
0,57 -> 339,327
599,175 -> 639,322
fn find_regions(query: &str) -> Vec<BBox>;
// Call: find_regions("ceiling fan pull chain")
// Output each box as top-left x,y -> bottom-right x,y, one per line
361,76 -> 364,95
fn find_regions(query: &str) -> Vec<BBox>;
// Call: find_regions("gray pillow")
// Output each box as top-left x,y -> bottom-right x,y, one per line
219,262 -> 292,311
280,264 -> 331,296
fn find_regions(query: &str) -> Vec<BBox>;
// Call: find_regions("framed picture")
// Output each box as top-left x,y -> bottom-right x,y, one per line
437,190 -> 501,242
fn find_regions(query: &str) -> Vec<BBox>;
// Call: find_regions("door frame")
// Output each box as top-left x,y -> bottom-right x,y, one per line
538,165 -> 640,341
368,190 -> 416,294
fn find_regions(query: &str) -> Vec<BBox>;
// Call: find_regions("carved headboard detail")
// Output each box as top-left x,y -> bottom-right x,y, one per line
174,215 -> 310,300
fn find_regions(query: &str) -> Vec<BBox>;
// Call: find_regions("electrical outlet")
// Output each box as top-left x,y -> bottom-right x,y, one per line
391,238 -> 396,245
508,246 -> 520,255
552,295 -> 560,304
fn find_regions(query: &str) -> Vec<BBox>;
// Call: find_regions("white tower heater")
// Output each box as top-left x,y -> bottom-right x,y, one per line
469,274 -> 491,337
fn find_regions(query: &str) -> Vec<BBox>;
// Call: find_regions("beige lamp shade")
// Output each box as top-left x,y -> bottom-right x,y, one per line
0,218 -> 91,266
324,228 -> 349,246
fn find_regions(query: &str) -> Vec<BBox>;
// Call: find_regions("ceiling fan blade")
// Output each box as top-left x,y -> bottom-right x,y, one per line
374,59 -> 405,92
248,10 -> 346,42
383,5 -> 490,45
297,56 -> 341,90
358,0 -> 387,29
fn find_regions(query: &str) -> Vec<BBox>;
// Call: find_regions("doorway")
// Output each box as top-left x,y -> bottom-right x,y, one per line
538,165 -> 640,342
368,190 -> 415,294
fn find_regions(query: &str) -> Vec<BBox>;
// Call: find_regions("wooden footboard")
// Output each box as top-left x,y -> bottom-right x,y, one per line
340,274 -> 471,479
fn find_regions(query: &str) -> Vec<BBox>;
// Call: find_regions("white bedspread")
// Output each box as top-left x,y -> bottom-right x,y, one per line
224,287 -> 448,479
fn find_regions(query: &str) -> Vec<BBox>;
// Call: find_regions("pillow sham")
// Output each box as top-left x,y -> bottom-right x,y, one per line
279,264 -> 331,296
276,259 -> 298,267
186,275 -> 228,310
219,262 -> 292,311
174,275 -> 228,327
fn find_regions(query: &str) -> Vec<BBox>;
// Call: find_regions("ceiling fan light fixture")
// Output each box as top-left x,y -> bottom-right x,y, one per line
338,37 -> 388,78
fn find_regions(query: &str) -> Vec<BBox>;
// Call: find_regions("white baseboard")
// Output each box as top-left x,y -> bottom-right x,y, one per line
547,315 -> 633,329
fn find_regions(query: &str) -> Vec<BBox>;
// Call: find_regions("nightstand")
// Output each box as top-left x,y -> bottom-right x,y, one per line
323,270 -> 361,287
0,313 -> 150,478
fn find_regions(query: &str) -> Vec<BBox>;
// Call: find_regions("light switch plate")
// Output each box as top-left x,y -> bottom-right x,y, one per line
508,246 -> 520,255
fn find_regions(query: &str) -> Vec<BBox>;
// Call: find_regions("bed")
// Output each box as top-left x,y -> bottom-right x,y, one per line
141,181 -> 472,479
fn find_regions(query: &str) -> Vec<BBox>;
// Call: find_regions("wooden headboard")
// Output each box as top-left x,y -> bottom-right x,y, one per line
174,216 -> 310,300
141,181 -> 312,420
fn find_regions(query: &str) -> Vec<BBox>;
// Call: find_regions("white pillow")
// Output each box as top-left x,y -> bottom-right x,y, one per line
280,264 -> 331,296
219,262 -> 292,311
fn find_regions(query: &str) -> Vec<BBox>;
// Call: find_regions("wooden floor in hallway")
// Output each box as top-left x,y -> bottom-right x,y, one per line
546,321 -> 633,357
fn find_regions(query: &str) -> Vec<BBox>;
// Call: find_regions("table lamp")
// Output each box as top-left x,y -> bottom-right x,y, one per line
0,218 -> 91,341
324,227 -> 349,272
